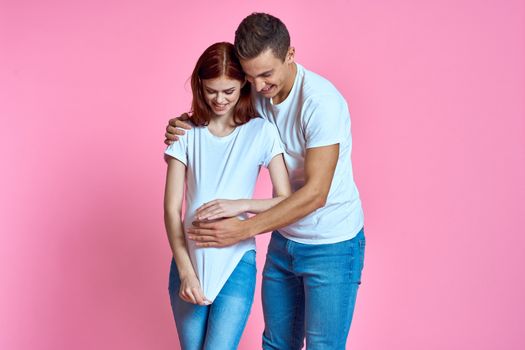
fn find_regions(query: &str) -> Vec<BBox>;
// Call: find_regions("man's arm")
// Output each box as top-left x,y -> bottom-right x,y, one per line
187,144 -> 339,247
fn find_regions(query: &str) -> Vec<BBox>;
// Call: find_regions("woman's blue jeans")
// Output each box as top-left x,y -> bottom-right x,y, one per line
168,250 -> 256,350
262,228 -> 366,350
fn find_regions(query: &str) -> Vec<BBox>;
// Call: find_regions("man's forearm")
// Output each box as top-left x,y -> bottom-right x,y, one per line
245,185 -> 325,237
244,195 -> 288,214
188,145 -> 338,248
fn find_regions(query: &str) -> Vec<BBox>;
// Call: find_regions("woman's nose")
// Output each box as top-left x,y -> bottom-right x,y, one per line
215,94 -> 225,103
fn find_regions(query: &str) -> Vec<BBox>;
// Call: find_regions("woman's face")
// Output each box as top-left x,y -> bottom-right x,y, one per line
202,75 -> 243,118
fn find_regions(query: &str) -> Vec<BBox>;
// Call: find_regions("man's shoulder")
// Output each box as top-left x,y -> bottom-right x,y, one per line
297,64 -> 346,105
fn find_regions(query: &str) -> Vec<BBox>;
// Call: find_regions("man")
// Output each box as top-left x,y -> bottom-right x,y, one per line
165,13 -> 365,350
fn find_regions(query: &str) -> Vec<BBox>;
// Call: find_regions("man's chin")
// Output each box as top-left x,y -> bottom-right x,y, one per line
259,89 -> 278,99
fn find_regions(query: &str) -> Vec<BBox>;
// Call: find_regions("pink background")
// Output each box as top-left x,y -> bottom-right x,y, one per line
1,0 -> 524,349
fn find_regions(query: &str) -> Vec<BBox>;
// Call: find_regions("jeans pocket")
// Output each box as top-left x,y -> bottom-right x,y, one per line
350,239 -> 365,285
359,236 -> 366,263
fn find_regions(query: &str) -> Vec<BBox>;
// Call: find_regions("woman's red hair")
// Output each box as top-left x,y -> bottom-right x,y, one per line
190,42 -> 256,126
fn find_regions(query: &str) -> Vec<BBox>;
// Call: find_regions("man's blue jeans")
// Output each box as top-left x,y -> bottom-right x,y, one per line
168,250 -> 256,350
262,228 -> 366,350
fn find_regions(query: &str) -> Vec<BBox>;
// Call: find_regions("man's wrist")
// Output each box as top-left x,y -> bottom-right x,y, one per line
241,218 -> 259,239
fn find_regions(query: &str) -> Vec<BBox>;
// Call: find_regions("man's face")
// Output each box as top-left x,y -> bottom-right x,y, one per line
240,48 -> 295,102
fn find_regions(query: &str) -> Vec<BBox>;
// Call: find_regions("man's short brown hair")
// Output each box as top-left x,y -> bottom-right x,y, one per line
234,13 -> 290,61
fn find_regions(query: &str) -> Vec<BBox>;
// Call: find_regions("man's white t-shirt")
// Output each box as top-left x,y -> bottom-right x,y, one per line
165,117 -> 283,302
253,63 -> 364,244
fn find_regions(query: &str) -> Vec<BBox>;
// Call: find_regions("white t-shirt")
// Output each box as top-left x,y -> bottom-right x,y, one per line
164,117 -> 283,302
253,63 -> 364,244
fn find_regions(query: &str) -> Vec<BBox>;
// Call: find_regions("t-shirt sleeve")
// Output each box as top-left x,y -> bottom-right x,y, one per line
164,130 -> 188,166
260,121 -> 284,168
303,94 -> 350,149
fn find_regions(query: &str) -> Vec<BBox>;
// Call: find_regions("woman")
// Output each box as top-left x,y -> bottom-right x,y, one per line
163,42 -> 291,350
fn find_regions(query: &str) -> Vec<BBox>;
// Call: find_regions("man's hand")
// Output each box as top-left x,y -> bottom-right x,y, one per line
164,113 -> 193,145
195,199 -> 248,221
187,217 -> 252,247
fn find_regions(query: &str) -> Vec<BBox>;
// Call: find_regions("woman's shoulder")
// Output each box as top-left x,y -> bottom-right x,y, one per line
243,115 -> 273,129
240,116 -> 279,141
180,119 -> 205,137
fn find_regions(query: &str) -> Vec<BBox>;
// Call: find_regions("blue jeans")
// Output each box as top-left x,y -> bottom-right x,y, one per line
168,250 -> 256,350
262,228 -> 366,350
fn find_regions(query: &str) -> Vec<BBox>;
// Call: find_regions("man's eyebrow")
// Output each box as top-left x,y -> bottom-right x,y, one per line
247,70 -> 273,79
257,70 -> 273,77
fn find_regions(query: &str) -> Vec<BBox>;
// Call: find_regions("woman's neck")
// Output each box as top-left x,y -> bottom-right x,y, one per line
208,113 -> 236,137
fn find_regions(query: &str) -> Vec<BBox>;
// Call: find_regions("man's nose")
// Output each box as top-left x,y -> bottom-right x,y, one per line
254,79 -> 266,92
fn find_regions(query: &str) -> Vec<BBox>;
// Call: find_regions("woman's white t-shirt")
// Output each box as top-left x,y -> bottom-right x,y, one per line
165,117 -> 283,302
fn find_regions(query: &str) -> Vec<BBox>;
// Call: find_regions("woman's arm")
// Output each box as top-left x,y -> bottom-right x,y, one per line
245,153 -> 291,213
195,154 -> 291,221
164,158 -> 209,305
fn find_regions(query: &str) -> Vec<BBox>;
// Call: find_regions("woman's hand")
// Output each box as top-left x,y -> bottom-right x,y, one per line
179,274 -> 210,305
195,199 -> 248,221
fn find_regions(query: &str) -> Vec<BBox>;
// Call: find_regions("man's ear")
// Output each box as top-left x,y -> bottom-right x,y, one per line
286,47 -> 295,64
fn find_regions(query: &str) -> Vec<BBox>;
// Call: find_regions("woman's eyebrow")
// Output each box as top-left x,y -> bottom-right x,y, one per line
205,87 -> 237,92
